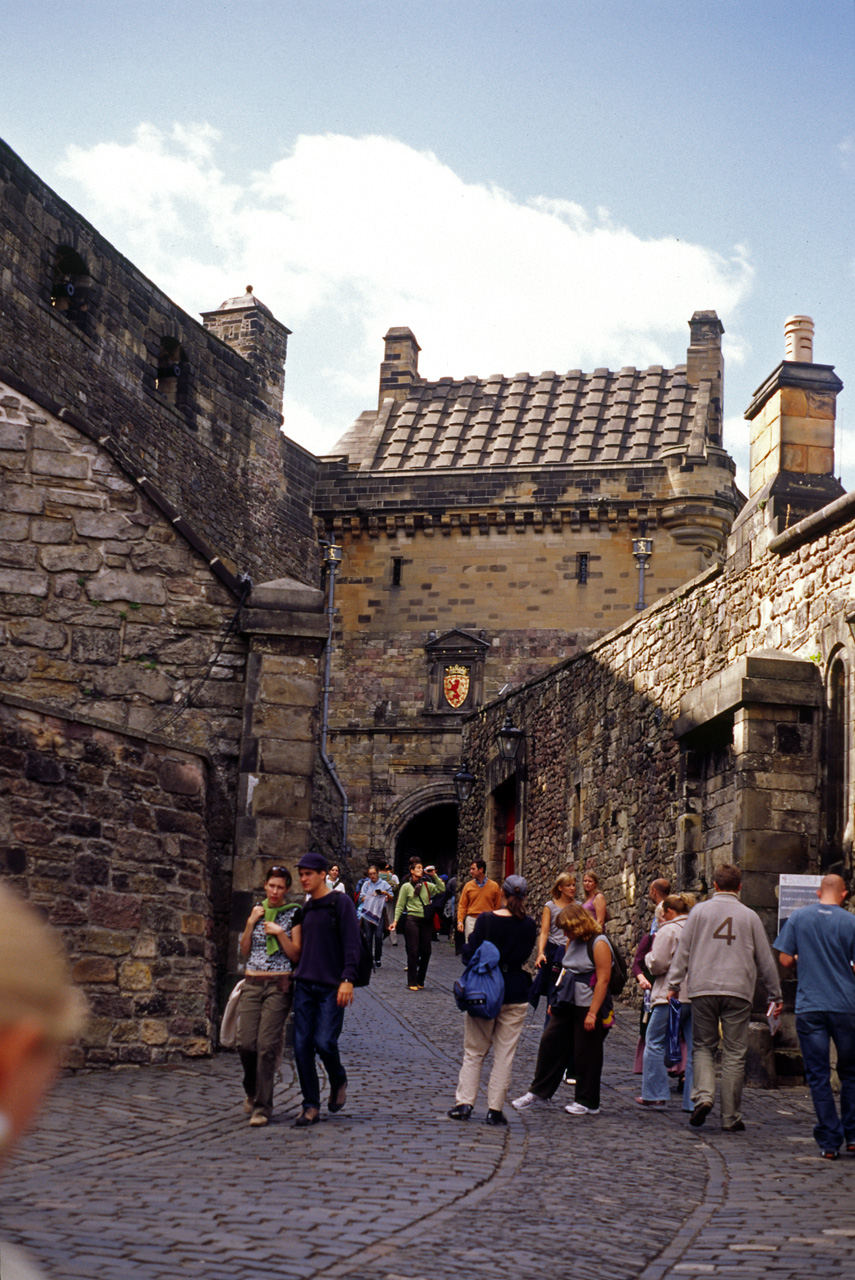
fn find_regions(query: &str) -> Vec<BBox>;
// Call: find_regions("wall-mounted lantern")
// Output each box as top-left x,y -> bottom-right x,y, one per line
497,712 -> 524,762
632,534 -> 653,611
453,763 -> 476,803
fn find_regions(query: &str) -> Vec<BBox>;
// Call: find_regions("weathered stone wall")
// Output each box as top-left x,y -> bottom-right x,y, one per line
0,137 -> 318,587
458,498 -> 855,961
0,380 -> 247,787
0,698 -> 216,1067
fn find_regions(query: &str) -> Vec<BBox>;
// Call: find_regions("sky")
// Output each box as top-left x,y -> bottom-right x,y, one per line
2,1 -> 853,492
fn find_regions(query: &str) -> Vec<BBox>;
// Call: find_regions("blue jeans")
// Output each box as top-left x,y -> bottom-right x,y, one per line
292,980 -> 346,1110
796,1010 -> 855,1152
641,1002 -> 693,1108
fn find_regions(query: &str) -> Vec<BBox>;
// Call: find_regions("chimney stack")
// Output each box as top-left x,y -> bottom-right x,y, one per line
743,315 -> 844,522
379,327 -> 421,406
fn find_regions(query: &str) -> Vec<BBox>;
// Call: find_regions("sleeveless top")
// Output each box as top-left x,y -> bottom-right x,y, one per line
546,900 -> 566,947
558,936 -> 613,1007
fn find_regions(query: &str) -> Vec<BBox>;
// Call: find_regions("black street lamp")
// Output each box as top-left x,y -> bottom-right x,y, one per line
497,712 -> 524,762
454,764 -> 476,803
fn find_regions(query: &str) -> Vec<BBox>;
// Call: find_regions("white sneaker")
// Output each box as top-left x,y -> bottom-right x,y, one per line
511,1091 -> 546,1110
564,1101 -> 599,1115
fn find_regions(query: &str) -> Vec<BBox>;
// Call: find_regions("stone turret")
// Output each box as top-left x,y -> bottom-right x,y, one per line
201,287 -> 291,418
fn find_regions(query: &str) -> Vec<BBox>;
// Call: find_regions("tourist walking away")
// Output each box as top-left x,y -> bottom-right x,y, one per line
357,862 -> 395,969
774,873 -> 855,1159
513,902 -> 614,1117
449,875 -> 537,1126
531,871 -> 576,1021
391,858 -> 444,989
292,852 -> 361,1128
457,859 -> 502,940
0,883 -> 87,1280
637,892 -> 694,1111
581,871 -> 608,928
633,877 -> 673,1070
237,865 -> 302,1126
667,863 -> 782,1132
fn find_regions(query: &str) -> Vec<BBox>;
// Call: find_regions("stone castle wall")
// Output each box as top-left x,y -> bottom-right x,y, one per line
458,500 -> 855,959
0,698 -> 217,1067
0,138 -> 318,587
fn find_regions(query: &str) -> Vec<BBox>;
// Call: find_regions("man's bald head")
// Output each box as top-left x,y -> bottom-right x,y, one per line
818,874 -> 848,905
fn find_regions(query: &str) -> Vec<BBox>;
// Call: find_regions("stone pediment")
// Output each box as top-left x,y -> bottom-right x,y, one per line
424,628 -> 490,657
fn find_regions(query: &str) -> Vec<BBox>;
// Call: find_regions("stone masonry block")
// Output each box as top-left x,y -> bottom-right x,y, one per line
258,673 -> 319,708
73,957 -> 118,984
158,759 -> 204,796
31,450 -> 89,479
258,737 -> 316,777
119,960 -> 153,991
39,545 -> 103,573
251,774 -> 312,820
251,702 -> 316,742
85,571 -> 167,605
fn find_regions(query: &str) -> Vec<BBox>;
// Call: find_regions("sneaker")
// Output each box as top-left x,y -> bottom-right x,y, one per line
511,1091 -> 546,1111
635,1097 -> 666,1109
248,1110 -> 269,1127
564,1101 -> 599,1115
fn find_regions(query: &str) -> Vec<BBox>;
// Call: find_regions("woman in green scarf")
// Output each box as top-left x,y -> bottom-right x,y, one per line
237,866 -> 302,1126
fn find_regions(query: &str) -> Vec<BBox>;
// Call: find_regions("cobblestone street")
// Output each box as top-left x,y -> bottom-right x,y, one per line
2,945 -> 853,1280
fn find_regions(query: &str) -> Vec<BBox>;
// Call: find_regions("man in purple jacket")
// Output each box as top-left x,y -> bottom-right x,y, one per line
292,851 -> 362,1128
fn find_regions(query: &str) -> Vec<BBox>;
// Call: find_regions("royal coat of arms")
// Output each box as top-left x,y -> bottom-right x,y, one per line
443,664 -> 469,709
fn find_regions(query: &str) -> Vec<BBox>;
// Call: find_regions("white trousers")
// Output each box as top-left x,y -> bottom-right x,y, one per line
455,1003 -> 529,1111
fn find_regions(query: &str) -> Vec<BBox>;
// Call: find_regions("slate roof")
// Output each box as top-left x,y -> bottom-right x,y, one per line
333,363 -> 718,473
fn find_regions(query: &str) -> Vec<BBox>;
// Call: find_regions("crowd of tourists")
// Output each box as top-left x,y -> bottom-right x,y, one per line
225,849 -> 855,1156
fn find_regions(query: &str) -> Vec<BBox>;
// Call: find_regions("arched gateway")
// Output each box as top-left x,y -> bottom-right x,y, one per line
384,783 -> 459,881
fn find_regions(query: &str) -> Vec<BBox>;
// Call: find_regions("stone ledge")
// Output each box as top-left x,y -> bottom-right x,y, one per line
675,652 -> 821,736
0,690 -> 213,763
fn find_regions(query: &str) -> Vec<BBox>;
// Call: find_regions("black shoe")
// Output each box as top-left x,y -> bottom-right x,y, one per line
723,1120 -> 745,1132
689,1102 -> 712,1128
485,1109 -> 507,1125
294,1109 -> 319,1128
447,1104 -> 473,1121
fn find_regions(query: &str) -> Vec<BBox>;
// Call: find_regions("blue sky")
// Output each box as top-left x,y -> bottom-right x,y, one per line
3,1 -> 853,489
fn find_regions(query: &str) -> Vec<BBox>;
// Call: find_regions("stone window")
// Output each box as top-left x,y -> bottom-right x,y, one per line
825,655 -> 848,856
156,337 -> 189,408
51,245 -> 91,329
391,556 -> 403,587
576,552 -> 589,584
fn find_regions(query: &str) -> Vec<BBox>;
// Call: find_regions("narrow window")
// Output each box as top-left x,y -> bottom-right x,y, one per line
51,246 -> 90,329
826,657 -> 847,854
576,552 -> 589,584
391,556 -> 403,587
156,337 -> 189,407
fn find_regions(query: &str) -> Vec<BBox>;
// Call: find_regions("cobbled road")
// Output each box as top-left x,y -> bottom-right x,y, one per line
2,946 -> 853,1279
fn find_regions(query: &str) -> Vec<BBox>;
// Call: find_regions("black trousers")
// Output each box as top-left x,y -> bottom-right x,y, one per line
403,916 -> 433,986
530,1005 -> 608,1110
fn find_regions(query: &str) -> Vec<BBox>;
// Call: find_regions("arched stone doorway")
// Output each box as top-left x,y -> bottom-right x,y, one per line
394,803 -> 458,881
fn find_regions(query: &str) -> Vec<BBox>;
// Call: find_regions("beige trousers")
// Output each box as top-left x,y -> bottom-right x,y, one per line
455,1003 -> 529,1111
463,915 -> 478,941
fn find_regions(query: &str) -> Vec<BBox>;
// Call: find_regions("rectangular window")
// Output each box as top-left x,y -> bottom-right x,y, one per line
391,556 -> 403,587
576,553 -> 589,584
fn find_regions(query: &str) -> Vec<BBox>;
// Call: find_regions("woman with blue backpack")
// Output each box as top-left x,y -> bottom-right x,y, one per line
447,875 -> 537,1126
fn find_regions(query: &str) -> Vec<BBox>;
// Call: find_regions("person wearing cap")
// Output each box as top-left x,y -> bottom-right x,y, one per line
448,875 -> 537,1126
291,852 -> 362,1128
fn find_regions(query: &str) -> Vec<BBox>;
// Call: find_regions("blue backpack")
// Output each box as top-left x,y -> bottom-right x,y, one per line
453,940 -> 505,1019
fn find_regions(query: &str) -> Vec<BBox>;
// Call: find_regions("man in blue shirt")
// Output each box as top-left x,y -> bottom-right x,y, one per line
774,874 -> 855,1159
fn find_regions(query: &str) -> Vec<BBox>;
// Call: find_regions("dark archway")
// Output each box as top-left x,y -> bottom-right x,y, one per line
394,803 -> 458,881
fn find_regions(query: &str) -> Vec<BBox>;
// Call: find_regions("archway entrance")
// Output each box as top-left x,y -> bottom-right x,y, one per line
394,803 -> 458,881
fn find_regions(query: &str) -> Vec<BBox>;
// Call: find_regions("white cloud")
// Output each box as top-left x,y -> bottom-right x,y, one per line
57,126 -> 754,454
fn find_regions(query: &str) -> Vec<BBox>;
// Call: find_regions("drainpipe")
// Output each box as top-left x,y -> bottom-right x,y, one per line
319,541 -> 349,855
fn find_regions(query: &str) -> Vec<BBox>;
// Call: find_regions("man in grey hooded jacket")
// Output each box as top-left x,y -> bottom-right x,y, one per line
668,863 -> 782,1132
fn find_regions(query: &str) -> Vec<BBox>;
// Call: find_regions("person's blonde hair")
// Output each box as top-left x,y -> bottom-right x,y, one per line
551,870 -> 576,900
0,884 -> 86,1045
662,892 -> 695,916
557,902 -> 601,941
582,870 -> 600,890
